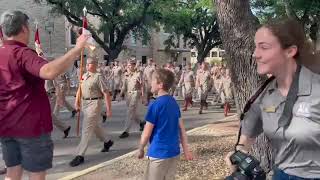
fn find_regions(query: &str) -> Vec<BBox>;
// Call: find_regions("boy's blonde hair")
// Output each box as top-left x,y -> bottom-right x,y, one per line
153,69 -> 175,91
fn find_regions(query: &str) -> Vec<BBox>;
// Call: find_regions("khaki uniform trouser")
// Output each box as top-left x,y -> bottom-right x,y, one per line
169,85 -> 176,96
220,87 -> 232,104
113,78 -> 121,90
145,83 -> 153,101
76,99 -> 109,156
124,91 -> 140,132
200,86 -> 209,101
182,83 -> 194,99
48,94 -> 69,132
53,84 -> 74,116
144,156 -> 179,180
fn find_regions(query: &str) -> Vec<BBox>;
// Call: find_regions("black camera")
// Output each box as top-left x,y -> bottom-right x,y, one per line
225,150 -> 266,180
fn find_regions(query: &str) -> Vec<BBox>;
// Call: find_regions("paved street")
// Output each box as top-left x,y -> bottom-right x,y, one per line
0,95 -> 234,180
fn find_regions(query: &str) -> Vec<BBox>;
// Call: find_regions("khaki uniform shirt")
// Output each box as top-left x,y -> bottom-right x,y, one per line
197,70 -> 211,90
81,72 -> 108,98
112,66 -> 122,81
45,79 -> 56,93
241,66 -> 320,178
55,73 -> 69,85
122,70 -> 143,93
143,65 -> 155,86
179,70 -> 195,86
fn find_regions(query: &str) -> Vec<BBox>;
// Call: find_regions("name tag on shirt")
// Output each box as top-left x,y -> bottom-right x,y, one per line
296,102 -> 311,118
263,106 -> 276,113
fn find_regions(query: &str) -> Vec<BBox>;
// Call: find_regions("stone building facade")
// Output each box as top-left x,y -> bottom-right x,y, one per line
0,0 -> 67,56
0,0 -> 191,66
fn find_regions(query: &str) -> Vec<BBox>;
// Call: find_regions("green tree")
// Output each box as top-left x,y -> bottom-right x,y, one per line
161,0 -> 221,63
42,0 -> 164,61
251,0 -> 320,47
215,0 -> 274,173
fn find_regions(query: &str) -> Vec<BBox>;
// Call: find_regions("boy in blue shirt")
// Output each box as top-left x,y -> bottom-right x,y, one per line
138,69 -> 193,180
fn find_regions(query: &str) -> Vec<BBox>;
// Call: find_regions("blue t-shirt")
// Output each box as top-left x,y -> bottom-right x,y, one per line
146,95 -> 181,159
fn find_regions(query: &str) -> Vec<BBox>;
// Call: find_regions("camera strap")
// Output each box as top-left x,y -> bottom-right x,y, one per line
235,76 -> 275,150
235,65 -> 301,150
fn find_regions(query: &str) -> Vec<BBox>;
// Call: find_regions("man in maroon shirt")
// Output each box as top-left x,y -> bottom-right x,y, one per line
0,10 -> 88,180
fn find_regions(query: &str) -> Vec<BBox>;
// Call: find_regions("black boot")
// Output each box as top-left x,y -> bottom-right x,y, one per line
0,167 -> 6,175
71,110 -> 77,118
140,121 -> 146,131
63,126 -> 71,139
102,115 -> 107,123
69,156 -> 84,167
101,140 -> 114,152
199,100 -> 204,114
112,90 -> 117,101
119,131 -> 129,138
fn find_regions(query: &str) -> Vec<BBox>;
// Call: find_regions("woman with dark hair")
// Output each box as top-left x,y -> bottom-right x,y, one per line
226,18 -> 320,179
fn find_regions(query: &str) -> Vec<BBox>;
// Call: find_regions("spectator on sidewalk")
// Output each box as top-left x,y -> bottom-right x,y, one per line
226,18 -> 320,179
0,10 -> 88,180
137,69 -> 193,180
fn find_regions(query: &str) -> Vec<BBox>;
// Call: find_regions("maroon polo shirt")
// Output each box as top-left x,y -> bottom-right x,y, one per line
0,40 -> 52,137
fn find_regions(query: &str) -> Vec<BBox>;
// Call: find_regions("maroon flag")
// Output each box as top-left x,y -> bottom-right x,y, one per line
34,27 -> 44,56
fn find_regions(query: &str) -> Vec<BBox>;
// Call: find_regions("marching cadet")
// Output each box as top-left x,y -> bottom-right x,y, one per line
178,63 -> 195,111
212,68 -> 222,104
174,63 -> 183,97
111,60 -> 123,101
196,62 -> 211,114
165,62 -> 177,96
98,61 -> 112,122
195,62 -> 203,100
70,57 -> 114,167
54,72 -> 77,118
119,59 -> 145,138
45,79 -> 71,138
221,68 -> 232,116
143,58 -> 155,105
136,60 -> 145,72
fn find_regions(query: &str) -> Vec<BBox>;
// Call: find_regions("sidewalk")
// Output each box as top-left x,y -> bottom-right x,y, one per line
61,115 -> 240,180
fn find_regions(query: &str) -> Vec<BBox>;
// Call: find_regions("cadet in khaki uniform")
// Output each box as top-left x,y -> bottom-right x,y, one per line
221,68 -> 232,116
119,59 -> 145,138
178,63 -> 195,111
136,60 -> 145,72
45,79 -> 71,138
143,58 -> 155,105
54,72 -> 77,118
165,62 -> 177,96
196,62 -> 211,114
195,63 -> 202,100
111,60 -> 123,101
69,57 -> 114,167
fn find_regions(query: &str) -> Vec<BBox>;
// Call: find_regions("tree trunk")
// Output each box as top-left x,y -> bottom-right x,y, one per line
215,0 -> 274,173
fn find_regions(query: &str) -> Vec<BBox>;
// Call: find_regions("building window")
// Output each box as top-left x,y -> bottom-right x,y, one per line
131,34 -> 137,46
183,40 -> 187,49
142,37 -> 148,47
183,57 -> 187,66
219,50 -> 226,58
142,56 -> 147,64
70,28 -> 77,45
104,31 -> 109,44
211,51 -> 218,58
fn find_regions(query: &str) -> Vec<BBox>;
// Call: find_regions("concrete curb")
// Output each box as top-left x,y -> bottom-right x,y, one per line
59,114 -> 238,180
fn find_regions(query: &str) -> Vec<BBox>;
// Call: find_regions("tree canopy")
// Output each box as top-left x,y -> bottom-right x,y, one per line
161,0 -> 221,63
43,0 -> 166,60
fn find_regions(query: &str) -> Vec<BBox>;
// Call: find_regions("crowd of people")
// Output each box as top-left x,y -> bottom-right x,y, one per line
1,9 -> 319,180
0,9 -> 234,180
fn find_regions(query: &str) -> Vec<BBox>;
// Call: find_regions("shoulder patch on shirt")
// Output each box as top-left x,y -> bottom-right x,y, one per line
296,102 -> 311,118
